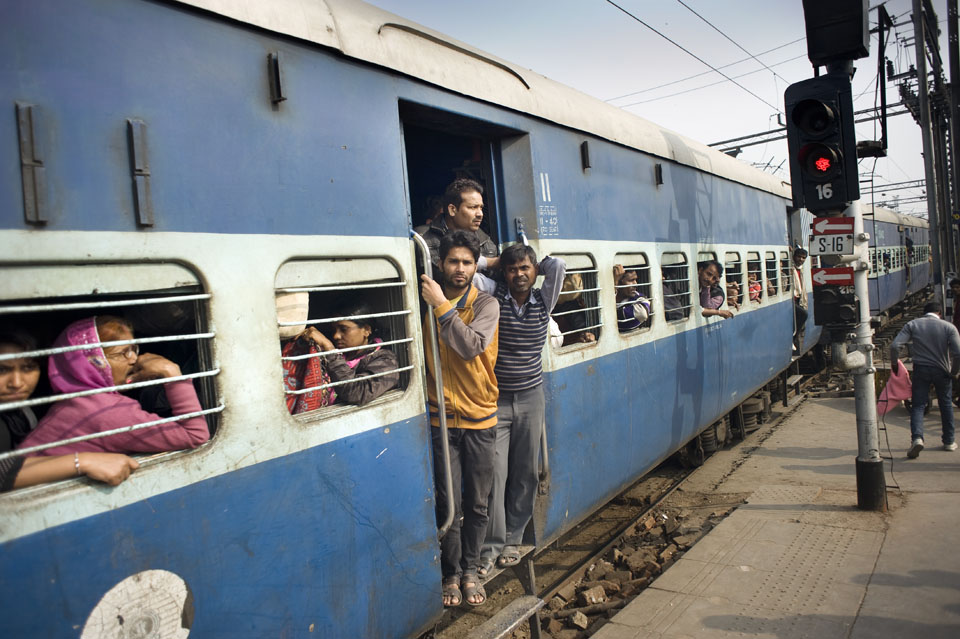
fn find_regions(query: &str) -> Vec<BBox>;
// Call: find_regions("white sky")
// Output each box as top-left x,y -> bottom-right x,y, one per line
366,0 -> 955,218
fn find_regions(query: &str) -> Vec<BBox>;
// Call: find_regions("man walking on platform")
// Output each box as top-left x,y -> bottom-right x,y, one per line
421,231 -> 500,608
890,302 -> 960,458
472,243 -> 565,573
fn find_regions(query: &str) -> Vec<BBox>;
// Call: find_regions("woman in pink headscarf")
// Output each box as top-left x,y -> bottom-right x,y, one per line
18,316 -> 209,456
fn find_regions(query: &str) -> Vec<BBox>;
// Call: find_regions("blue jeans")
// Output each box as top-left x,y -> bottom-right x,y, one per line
910,365 -> 955,445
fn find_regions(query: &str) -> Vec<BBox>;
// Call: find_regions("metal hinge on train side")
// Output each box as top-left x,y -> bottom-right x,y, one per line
126,118 -> 154,227
16,102 -> 47,225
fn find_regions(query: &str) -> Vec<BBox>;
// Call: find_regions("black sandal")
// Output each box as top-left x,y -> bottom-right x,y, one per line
461,573 -> 486,607
497,545 -> 521,567
477,557 -> 495,577
442,580 -> 461,607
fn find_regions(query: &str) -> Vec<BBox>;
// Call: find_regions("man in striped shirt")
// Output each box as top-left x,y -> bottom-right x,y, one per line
472,243 -> 565,572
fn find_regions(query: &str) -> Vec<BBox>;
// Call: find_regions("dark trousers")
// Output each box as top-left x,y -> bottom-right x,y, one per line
794,303 -> 808,347
482,385 -> 546,562
910,365 -> 956,445
431,426 -> 496,581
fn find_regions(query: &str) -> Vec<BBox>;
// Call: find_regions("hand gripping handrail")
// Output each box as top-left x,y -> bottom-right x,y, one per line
410,230 -> 455,540
516,218 -> 550,494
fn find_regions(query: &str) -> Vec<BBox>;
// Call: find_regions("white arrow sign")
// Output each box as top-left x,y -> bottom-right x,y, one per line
812,269 -> 854,285
813,218 -> 854,234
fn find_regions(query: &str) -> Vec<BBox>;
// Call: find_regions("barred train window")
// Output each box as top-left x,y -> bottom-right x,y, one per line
780,251 -> 792,292
551,254 -> 602,347
661,252 -> 691,322
0,263 -> 222,478
274,258 -> 413,419
746,252 -> 763,304
724,252 -> 743,308
614,253 -> 653,334
765,251 -> 779,295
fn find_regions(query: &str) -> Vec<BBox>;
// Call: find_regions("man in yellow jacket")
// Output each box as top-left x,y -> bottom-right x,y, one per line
421,231 -> 500,608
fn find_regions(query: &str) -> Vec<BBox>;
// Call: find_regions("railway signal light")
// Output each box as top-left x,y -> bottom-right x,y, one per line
813,285 -> 858,327
784,73 -> 859,212
801,0 -> 869,67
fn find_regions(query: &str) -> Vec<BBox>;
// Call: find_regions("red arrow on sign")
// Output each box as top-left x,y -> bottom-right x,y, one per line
813,217 -> 855,235
811,267 -> 855,286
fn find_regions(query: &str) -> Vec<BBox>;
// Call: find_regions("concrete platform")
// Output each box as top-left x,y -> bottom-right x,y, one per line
595,396 -> 960,639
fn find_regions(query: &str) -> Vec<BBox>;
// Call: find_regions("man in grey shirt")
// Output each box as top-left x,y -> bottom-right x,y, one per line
471,244 -> 565,573
890,302 -> 960,457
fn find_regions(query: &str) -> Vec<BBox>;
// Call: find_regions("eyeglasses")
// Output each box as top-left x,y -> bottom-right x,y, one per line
105,344 -> 139,360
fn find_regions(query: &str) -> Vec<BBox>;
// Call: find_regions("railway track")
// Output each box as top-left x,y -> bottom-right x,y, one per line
423,377 -> 815,639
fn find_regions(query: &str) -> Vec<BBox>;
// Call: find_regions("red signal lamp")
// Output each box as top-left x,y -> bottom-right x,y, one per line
799,143 -> 841,180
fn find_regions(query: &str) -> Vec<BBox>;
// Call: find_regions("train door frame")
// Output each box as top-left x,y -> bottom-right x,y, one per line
398,101 -> 527,248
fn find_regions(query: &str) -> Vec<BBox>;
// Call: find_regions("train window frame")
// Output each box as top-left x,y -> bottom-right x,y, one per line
613,253 -> 654,336
0,262 -> 223,484
780,251 -> 792,293
746,251 -> 764,305
661,252 -> 692,322
274,257 -> 414,423
724,252 -> 743,310
551,253 -> 602,350
765,251 -> 779,296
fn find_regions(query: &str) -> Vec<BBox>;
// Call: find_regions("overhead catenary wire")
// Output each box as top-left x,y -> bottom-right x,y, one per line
605,37 -> 806,102
603,0 -> 783,114
674,0 -> 792,86
617,54 -> 807,108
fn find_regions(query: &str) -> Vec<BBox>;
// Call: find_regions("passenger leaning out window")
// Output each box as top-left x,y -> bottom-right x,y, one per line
17,316 -> 210,456
697,261 -> 734,319
553,273 -> 595,344
1,327 -> 139,491
0,329 -> 43,452
301,303 -> 399,406
613,264 -> 651,332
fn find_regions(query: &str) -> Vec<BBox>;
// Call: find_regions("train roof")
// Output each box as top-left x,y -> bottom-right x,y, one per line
171,0 -> 792,199
864,206 -> 929,229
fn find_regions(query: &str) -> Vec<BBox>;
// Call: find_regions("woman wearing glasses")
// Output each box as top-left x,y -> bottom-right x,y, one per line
17,316 -> 209,456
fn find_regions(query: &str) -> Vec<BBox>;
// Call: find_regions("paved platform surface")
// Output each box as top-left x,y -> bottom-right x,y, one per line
595,396 -> 960,639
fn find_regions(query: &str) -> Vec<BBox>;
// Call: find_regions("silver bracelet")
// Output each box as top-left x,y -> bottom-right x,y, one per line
74,452 -> 81,476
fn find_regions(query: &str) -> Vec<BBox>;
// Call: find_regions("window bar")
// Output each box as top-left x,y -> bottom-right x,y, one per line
550,304 -> 603,318
0,369 -> 220,413
0,404 -> 226,461
562,268 -> 599,275
278,308 -> 410,327
276,281 -> 406,294
0,293 -> 211,315
616,299 -> 656,310
555,286 -> 601,295
0,333 -> 216,363
284,365 -> 415,395
557,323 -> 604,338
282,337 -> 414,361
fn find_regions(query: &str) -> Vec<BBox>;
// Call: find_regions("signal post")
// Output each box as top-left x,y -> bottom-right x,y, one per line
785,1 -> 886,511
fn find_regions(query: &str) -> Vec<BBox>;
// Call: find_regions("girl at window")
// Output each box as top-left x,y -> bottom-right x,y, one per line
303,302 -> 399,406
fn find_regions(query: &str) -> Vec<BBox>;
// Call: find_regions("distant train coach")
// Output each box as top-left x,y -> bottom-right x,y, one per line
864,206 -> 931,321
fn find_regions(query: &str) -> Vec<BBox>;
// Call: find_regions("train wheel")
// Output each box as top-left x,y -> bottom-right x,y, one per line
677,437 -> 705,468
717,416 -> 731,448
700,423 -> 719,454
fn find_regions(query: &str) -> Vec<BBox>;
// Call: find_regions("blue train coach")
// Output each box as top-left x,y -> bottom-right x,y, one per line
1,1 -> 820,636
863,206 -> 931,322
